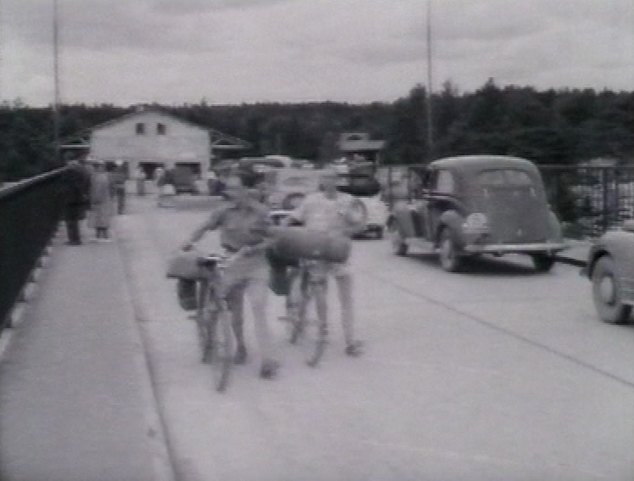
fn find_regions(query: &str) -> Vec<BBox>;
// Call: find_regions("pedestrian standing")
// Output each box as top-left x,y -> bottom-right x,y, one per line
154,166 -> 166,207
134,165 -> 146,196
112,159 -> 127,214
89,160 -> 114,241
63,157 -> 91,245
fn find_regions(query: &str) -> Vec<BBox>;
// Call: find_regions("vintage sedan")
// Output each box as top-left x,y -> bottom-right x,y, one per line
264,166 -> 373,234
387,155 -> 566,272
335,163 -> 388,238
585,220 -> 634,324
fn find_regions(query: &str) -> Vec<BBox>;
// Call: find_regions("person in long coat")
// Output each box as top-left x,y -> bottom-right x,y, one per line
63,159 -> 91,245
89,160 -> 114,241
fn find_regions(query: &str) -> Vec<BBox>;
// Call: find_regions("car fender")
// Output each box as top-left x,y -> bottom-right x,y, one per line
547,210 -> 564,243
587,231 -> 634,280
437,210 -> 466,247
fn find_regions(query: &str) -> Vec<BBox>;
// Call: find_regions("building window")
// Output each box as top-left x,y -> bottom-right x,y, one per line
157,123 -> 166,135
135,122 -> 145,135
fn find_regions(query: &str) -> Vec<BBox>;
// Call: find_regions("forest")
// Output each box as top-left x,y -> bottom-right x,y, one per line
1,78 -> 633,181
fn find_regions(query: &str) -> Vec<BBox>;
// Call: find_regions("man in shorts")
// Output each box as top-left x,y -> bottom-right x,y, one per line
181,175 -> 279,379
286,168 -> 364,357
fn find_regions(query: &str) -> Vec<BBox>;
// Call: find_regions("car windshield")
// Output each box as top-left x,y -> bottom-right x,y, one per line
478,169 -> 533,186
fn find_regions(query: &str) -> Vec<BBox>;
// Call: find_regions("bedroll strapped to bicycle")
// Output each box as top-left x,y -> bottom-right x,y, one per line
269,226 -> 351,263
266,227 -> 351,296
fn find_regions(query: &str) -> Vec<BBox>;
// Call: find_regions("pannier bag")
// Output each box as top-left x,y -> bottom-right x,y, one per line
269,226 -> 351,263
177,278 -> 198,311
166,250 -> 207,280
266,249 -> 297,296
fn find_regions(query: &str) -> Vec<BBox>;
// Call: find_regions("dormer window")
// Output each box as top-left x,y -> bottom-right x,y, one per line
157,123 -> 166,135
135,122 -> 145,135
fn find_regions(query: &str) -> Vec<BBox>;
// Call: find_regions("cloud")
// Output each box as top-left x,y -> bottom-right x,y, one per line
1,0 -> 632,106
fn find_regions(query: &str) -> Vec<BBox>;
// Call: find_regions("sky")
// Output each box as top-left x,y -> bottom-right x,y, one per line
0,0 -> 632,107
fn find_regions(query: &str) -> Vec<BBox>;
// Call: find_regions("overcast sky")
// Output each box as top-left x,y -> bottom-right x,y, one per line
1,0 -> 632,107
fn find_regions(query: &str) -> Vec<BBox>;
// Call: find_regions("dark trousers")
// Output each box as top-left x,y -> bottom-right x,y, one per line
66,219 -> 81,244
115,187 -> 126,214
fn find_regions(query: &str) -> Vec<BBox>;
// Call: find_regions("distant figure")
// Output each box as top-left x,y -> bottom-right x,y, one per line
63,158 -> 91,245
112,159 -> 127,214
134,165 -> 146,196
89,160 -> 114,241
154,166 -> 167,207
205,169 -> 218,196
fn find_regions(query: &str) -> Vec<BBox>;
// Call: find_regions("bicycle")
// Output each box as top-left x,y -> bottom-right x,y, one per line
282,260 -> 328,368
195,253 -> 235,392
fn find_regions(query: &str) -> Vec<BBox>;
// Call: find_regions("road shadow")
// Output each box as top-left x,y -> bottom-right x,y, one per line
408,252 -> 541,277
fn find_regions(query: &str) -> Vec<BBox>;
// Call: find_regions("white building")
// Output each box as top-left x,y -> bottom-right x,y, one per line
61,107 -> 250,178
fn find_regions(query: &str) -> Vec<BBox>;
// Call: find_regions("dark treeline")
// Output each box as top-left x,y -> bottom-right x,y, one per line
1,79 -> 633,181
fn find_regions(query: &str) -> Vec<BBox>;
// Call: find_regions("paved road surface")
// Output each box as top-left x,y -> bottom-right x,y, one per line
118,196 -> 634,481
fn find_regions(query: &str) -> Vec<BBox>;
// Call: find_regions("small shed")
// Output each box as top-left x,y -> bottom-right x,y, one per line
337,132 -> 386,164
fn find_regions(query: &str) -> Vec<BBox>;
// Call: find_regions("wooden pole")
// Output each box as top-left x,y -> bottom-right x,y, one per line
53,0 -> 60,163
425,0 -> 434,162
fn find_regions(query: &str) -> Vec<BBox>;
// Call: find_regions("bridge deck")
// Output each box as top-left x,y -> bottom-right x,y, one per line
0,221 -> 171,481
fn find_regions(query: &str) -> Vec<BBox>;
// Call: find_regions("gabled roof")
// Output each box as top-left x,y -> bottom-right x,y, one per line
59,105 -> 251,150
90,106 -> 208,133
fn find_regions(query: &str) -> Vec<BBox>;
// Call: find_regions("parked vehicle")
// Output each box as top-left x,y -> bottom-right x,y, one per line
264,167 -> 324,224
169,166 -> 199,195
335,162 -> 388,238
584,219 -> 634,324
387,155 -> 566,272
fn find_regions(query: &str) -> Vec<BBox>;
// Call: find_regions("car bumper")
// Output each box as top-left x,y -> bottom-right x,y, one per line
464,242 -> 567,254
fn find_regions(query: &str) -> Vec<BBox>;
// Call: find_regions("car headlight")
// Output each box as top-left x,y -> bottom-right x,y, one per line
462,213 -> 489,233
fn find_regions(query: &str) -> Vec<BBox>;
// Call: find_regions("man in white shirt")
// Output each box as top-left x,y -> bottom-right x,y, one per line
287,168 -> 364,357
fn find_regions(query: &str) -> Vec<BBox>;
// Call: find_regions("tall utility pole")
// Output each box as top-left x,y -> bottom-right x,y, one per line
425,0 -> 434,161
52,0 -> 61,163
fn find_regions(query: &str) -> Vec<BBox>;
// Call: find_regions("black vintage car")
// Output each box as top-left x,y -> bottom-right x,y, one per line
387,155 -> 566,272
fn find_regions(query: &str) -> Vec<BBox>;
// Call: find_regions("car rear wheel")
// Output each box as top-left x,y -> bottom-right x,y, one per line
532,253 -> 555,272
388,223 -> 407,256
438,228 -> 462,272
591,255 -> 632,324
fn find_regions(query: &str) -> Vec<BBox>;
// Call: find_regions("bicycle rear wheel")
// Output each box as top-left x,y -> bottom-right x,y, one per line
208,306 -> 233,392
196,282 -> 213,362
197,287 -> 233,392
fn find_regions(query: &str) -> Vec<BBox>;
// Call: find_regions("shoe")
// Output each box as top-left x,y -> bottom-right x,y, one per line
259,360 -> 279,379
233,345 -> 247,365
345,341 -> 363,357
65,241 -> 81,246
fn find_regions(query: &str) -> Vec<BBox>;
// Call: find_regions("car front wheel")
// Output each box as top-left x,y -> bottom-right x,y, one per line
438,228 -> 463,272
591,255 -> 632,324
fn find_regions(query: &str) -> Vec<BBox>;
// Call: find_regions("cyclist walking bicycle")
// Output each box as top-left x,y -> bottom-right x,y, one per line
285,168 -> 365,365
181,175 -> 279,379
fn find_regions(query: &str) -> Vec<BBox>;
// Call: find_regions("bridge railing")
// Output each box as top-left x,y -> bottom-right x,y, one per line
0,168 -> 69,331
377,164 -> 634,239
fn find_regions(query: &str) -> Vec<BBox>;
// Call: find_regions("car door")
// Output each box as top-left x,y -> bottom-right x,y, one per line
426,168 -> 461,239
